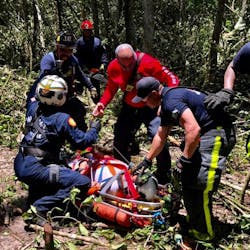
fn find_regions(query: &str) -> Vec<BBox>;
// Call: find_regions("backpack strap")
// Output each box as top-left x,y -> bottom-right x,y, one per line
128,52 -> 145,86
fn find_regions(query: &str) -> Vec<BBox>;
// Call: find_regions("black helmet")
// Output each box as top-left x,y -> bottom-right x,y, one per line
55,31 -> 76,48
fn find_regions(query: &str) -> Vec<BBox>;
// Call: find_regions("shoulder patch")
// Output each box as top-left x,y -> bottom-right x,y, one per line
171,108 -> 180,120
68,117 -> 77,127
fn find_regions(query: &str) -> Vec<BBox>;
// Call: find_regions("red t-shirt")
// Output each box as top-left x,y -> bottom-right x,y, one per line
100,51 -> 180,108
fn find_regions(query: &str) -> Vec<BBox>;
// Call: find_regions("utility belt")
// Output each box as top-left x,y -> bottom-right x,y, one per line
20,146 -> 58,162
201,122 -> 217,135
201,122 -> 235,136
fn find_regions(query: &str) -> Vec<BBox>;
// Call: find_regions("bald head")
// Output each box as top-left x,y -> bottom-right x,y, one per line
115,43 -> 136,71
115,43 -> 135,57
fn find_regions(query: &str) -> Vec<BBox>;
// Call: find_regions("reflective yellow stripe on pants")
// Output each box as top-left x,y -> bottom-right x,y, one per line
247,136 -> 250,158
203,134 -> 222,239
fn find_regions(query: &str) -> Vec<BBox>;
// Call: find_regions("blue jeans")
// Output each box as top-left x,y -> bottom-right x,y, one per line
14,152 -> 90,214
113,102 -> 171,184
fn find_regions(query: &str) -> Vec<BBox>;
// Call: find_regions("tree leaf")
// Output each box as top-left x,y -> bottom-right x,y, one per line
78,223 -> 89,236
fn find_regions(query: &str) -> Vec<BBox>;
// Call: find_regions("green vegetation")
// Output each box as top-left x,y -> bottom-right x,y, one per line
0,0 -> 250,248
0,66 -> 249,249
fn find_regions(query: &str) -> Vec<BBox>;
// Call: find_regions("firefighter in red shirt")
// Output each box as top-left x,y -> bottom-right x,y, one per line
93,43 -> 179,184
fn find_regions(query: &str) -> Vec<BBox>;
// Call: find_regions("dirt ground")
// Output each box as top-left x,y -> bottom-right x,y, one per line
0,146 -> 249,250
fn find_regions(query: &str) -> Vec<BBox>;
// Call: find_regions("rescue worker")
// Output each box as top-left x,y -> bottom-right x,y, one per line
92,43 -> 180,184
134,77 -> 236,241
27,31 -> 97,131
75,20 -> 109,103
15,75 -> 101,225
204,41 -> 250,158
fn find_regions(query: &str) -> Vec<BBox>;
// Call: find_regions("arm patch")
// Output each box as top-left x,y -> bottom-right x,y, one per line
68,117 -> 77,127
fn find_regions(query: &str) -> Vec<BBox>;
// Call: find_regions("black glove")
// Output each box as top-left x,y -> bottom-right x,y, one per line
132,157 -> 152,175
90,87 -> 98,99
89,118 -> 101,132
172,156 -> 192,181
204,88 -> 234,111
246,135 -> 250,160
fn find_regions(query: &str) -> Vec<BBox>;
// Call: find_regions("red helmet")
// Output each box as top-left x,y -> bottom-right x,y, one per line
81,20 -> 94,30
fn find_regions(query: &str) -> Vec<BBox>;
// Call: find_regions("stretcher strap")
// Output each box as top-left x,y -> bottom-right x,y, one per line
124,170 -> 140,199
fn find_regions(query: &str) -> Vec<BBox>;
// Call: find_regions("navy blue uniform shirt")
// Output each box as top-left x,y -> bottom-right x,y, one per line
160,87 -> 214,130
232,42 -> 250,74
22,101 -> 99,156
75,36 -> 108,70
27,52 -> 93,105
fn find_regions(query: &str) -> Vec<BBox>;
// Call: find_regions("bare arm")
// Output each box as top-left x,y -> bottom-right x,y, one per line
224,61 -> 236,90
146,125 -> 172,161
179,108 -> 201,159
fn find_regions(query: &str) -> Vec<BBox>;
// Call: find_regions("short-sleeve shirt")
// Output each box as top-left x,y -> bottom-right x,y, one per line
232,42 -> 250,74
160,87 -> 213,129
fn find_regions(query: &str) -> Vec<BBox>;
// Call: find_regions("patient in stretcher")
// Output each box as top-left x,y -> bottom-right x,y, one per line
67,147 -> 130,198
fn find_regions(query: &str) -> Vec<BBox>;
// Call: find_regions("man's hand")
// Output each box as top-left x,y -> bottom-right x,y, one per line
173,156 -> 192,181
92,102 -> 105,117
90,87 -> 98,99
204,88 -> 234,111
89,118 -> 101,132
132,157 -> 152,175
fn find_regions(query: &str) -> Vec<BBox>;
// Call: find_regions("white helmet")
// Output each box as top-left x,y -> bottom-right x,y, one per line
36,75 -> 68,106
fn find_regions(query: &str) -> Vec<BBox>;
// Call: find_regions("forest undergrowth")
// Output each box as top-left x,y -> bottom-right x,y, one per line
0,66 -> 249,249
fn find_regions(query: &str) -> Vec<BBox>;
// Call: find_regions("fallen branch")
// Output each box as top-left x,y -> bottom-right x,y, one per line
20,240 -> 36,250
28,224 -> 110,247
168,135 -> 181,147
144,227 -> 154,248
220,179 -> 250,196
217,190 -> 250,215
240,170 -> 250,204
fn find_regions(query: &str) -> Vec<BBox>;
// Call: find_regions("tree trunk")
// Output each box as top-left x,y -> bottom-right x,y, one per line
223,0 -> 248,42
102,0 -> 110,38
102,0 -> 112,60
91,0 -> 99,37
55,0 -> 63,31
208,0 -> 227,84
33,0 -> 45,50
179,0 -> 186,23
32,0 -> 38,62
142,0 -> 153,54
124,0 -> 135,46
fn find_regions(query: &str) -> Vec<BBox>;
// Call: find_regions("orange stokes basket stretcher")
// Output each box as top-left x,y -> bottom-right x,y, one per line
69,148 -> 181,228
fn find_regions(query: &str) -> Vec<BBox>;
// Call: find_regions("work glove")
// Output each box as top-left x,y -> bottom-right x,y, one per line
132,157 -> 152,175
204,88 -> 234,111
89,118 -> 101,132
246,135 -> 250,160
92,102 -> 105,117
90,87 -> 98,99
172,156 -> 192,182
99,64 -> 105,72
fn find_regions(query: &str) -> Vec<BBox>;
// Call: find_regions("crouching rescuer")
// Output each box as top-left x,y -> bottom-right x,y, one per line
14,75 -> 101,225
133,77 -> 236,241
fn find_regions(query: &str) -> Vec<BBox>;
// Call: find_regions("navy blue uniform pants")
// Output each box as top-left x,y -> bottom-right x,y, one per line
113,102 -> 171,184
14,152 -> 90,215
